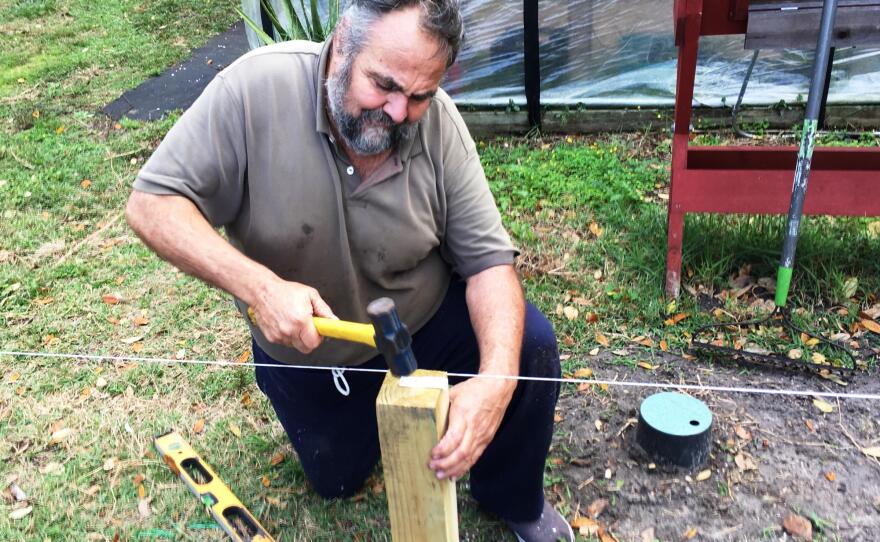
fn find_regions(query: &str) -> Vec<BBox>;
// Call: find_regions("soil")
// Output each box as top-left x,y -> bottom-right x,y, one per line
551,352 -> 880,542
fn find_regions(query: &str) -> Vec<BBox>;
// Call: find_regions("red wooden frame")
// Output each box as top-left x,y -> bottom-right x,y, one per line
666,0 -> 880,297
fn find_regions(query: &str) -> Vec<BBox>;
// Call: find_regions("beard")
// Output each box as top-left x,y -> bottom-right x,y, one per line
326,56 -> 418,156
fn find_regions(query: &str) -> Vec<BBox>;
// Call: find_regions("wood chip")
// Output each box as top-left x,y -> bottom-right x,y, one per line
9,506 -> 33,520
137,498 -> 151,519
783,513 -> 812,541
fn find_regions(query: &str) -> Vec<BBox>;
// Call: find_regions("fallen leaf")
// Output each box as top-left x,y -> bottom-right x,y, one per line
734,453 -> 757,471
9,506 -> 33,520
811,352 -> 826,364
130,342 -> 143,353
735,425 -> 752,440
812,399 -> 833,414
636,361 -> 654,370
571,516 -> 599,536
121,335 -> 143,344
229,423 -> 242,438
842,277 -> 859,299
671,313 -> 688,324
236,350 -> 251,364
80,179 -> 92,189
805,420 -> 815,432
589,347 -> 600,356
192,419 -> 205,434
49,427 -> 74,445
39,462 -> 63,475
818,370 -> 847,386
611,349 -> 628,356
594,419 -> 603,431
270,452 -> 285,466
96,377 -> 108,389
589,222 -> 603,238
261,475 -> 271,488
862,319 -> 880,334
585,312 -> 599,323
788,348 -> 803,360
554,413 -> 563,423
133,315 -> 149,326
637,338 -> 654,348
783,513 -> 812,541
102,294 -> 121,305
696,469 -> 711,481
596,334 -> 610,347
137,498 -> 151,519
102,458 -> 116,472
586,498 -> 608,518
659,340 -> 668,351
241,392 -> 252,407
137,484 -> 145,499
7,483 -> 27,502
825,471 -> 836,482
683,527 -> 698,539
133,474 -> 145,485
573,368 -> 594,379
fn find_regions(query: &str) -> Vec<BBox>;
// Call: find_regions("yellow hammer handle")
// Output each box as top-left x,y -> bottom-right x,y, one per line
313,317 -> 376,347
246,307 -> 376,348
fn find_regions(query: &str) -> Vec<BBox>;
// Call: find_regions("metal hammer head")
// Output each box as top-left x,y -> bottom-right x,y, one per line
366,298 -> 417,376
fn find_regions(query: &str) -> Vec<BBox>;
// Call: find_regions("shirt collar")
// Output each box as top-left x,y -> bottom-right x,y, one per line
314,37 -> 423,162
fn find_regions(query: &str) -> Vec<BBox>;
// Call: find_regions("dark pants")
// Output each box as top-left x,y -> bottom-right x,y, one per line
253,278 -> 561,522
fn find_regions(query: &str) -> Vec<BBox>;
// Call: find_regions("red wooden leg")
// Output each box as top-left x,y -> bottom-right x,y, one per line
666,204 -> 684,299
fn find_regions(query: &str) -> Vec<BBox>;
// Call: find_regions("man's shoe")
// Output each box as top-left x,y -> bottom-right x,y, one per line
505,499 -> 575,542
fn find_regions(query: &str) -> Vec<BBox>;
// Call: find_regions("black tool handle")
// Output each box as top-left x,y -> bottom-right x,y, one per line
367,298 -> 417,376
776,0 -> 838,307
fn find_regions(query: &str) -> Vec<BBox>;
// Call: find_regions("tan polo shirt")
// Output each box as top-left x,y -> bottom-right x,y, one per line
133,39 -> 516,366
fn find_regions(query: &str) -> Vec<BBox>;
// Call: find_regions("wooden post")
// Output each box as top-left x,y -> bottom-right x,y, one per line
376,369 -> 458,542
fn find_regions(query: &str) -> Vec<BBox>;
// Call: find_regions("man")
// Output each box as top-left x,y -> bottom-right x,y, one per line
126,1 -> 572,540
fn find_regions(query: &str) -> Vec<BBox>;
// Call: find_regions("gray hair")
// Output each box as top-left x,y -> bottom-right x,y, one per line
337,0 -> 464,68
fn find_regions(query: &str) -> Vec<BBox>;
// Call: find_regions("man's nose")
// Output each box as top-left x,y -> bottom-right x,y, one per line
384,93 -> 408,124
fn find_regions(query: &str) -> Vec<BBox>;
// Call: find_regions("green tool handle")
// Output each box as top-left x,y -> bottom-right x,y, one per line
776,0 -> 838,308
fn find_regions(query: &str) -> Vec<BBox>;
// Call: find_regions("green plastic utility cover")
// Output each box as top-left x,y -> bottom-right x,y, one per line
639,392 -> 712,437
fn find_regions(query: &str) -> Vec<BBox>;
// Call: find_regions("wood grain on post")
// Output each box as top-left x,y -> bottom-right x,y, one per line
376,369 -> 458,542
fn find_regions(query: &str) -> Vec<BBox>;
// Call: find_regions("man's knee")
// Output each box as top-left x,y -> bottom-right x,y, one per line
301,457 -> 375,500
521,304 -> 560,380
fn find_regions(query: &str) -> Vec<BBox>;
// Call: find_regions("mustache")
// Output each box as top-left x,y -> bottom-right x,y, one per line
359,108 -> 398,128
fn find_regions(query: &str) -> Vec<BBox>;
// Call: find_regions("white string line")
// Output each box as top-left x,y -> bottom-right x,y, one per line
2,350 -> 878,401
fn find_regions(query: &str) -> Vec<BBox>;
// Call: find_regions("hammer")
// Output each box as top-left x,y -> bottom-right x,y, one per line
248,298 -> 417,376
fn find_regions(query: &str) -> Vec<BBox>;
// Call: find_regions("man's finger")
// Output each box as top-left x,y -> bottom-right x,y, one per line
310,292 -> 337,320
297,319 -> 323,352
432,421 -> 464,460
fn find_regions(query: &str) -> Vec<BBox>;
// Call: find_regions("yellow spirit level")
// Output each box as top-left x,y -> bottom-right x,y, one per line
154,431 -> 276,542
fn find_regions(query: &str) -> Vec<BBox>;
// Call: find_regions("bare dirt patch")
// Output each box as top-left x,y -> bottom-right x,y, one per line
552,353 -> 880,541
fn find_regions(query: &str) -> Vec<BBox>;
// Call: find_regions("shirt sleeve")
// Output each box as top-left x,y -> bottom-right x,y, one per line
133,74 -> 247,228
438,100 -> 519,278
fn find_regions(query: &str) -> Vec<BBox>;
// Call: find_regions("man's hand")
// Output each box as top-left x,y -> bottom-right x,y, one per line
249,278 -> 337,354
428,377 -> 515,480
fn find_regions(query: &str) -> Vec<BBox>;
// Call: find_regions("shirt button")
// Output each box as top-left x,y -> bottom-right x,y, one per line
346,166 -> 354,175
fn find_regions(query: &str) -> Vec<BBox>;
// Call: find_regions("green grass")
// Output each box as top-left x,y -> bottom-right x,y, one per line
1,1 -> 879,540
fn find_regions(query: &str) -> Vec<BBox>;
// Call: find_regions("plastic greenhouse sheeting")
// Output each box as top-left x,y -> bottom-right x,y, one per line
241,0 -> 880,107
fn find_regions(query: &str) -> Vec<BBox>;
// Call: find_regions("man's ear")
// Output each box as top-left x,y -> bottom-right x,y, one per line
332,17 -> 350,56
